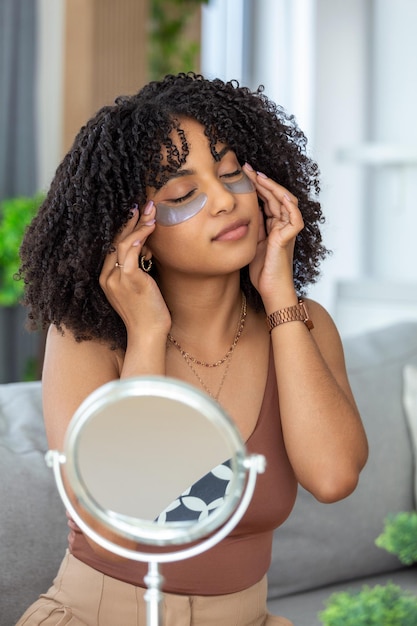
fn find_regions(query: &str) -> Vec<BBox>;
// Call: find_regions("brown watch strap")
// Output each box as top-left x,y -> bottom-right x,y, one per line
266,299 -> 314,332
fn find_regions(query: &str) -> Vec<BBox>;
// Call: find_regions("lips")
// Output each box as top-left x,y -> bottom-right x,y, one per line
213,219 -> 249,241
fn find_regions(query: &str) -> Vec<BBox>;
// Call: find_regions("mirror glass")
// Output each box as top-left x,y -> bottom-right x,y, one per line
61,376 -> 249,547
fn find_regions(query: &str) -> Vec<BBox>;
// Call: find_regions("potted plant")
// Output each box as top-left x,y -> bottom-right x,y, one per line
0,193 -> 44,381
0,193 -> 43,305
319,511 -> 417,625
375,511 -> 417,565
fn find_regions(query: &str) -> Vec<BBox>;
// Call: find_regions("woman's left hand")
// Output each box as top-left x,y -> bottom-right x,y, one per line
244,164 -> 304,308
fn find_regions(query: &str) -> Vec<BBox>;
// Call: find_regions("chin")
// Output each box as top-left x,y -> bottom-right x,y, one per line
222,249 -> 257,274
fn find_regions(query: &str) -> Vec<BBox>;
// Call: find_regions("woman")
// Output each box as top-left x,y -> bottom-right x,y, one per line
17,73 -> 368,625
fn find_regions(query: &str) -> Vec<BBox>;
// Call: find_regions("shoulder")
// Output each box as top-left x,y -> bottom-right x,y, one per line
46,324 -> 122,359
42,324 -> 123,448
45,324 -> 124,374
304,298 -> 340,337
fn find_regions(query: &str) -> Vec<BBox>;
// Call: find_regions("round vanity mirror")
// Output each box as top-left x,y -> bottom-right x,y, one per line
46,376 -> 265,626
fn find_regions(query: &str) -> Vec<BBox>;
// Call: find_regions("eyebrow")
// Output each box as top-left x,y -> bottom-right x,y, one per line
165,169 -> 195,182
164,147 -> 232,183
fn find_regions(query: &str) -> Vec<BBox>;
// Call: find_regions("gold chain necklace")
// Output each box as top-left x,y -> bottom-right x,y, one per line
167,293 -> 247,400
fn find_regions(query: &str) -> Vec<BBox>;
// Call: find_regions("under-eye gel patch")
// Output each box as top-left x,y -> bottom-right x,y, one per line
224,171 -> 255,194
155,193 -> 208,226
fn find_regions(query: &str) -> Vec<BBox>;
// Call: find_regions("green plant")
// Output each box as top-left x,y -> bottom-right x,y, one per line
0,193 -> 43,306
149,0 -> 208,80
319,583 -> 417,626
375,511 -> 417,565
319,511 -> 417,625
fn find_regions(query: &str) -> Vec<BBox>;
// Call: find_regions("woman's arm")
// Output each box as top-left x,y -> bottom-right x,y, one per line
244,164 -> 368,502
269,299 -> 368,503
42,202 -> 170,559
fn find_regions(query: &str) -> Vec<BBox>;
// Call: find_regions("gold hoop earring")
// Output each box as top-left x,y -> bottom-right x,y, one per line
140,256 -> 153,273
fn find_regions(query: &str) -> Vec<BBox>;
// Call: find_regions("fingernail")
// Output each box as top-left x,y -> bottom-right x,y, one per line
143,200 -> 154,215
244,162 -> 254,171
283,193 -> 291,201
132,239 -> 141,247
257,171 -> 268,179
128,204 -> 138,219
145,218 -> 156,226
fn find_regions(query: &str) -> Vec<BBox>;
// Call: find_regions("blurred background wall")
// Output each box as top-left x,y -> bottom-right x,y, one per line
1,0 -> 416,381
201,0 -> 417,337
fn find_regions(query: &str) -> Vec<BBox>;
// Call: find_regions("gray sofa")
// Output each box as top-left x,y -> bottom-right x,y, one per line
2,322 -> 417,625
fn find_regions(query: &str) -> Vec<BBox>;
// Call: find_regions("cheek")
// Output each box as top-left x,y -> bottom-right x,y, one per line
147,228 -> 190,265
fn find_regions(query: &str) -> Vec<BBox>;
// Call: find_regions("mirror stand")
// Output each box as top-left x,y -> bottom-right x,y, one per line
144,562 -> 164,626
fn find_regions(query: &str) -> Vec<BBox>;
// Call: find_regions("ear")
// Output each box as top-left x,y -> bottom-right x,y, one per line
140,243 -> 153,261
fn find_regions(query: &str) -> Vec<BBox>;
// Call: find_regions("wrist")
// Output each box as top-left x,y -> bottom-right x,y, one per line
262,288 -> 299,316
124,331 -> 168,372
126,328 -> 168,350
266,299 -> 314,333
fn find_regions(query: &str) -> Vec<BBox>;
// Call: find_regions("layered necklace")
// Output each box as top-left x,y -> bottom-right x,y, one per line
167,293 -> 247,401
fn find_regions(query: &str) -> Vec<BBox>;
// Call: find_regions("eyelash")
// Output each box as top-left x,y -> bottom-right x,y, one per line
222,169 -> 241,179
171,190 -> 195,204
169,170 -> 243,204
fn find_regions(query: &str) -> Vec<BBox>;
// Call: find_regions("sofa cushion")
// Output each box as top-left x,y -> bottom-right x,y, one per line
268,322 -> 417,599
0,381 -> 68,625
403,359 -> 417,505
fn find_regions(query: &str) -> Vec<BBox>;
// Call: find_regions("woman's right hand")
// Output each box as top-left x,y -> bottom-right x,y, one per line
99,201 -> 171,339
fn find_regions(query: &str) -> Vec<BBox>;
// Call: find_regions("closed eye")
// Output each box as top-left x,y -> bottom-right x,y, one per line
168,189 -> 197,204
222,169 -> 255,194
221,169 -> 242,180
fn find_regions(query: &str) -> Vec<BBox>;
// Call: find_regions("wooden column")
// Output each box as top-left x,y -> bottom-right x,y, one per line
63,0 -> 149,153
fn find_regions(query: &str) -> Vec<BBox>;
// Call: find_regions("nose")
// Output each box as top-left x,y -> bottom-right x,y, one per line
208,179 -> 236,216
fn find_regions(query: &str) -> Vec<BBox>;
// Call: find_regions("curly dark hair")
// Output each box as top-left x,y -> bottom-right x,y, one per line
19,72 -> 328,350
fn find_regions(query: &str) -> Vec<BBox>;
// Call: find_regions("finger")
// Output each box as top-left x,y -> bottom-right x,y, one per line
113,201 -> 155,262
243,165 -> 299,222
257,206 -> 266,243
254,172 -> 299,205
101,202 -> 154,279
256,183 -> 292,217
116,201 -> 156,269
101,204 -> 139,269
262,199 -> 303,240
257,186 -> 286,222
280,193 -> 304,228
120,201 -> 155,245
112,200 -> 155,253
257,182 -> 301,226
242,164 -> 280,218
243,162 -> 259,187
113,204 -> 140,247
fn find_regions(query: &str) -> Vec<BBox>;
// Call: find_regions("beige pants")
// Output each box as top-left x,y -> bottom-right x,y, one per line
16,552 -> 293,626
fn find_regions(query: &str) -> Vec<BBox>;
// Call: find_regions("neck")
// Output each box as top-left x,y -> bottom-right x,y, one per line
162,274 -> 241,324
161,276 -> 245,360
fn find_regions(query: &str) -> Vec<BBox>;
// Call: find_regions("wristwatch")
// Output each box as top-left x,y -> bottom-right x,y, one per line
266,299 -> 314,332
